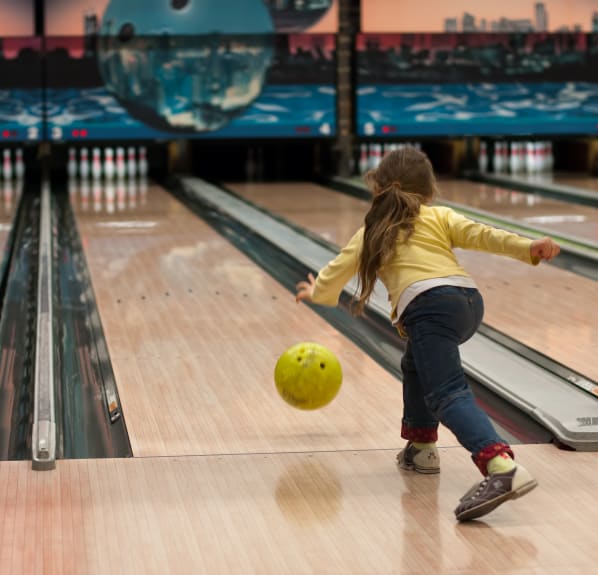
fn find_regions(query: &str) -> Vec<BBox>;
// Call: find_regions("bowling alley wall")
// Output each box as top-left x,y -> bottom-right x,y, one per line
0,0 -> 597,178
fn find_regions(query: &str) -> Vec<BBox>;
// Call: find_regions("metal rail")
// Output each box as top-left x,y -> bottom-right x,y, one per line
32,182 -> 56,470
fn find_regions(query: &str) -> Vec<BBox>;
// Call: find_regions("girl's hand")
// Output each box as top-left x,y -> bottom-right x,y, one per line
530,237 -> 560,262
295,273 -> 316,303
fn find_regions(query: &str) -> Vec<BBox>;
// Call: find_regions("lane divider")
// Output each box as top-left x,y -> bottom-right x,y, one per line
32,182 -> 56,471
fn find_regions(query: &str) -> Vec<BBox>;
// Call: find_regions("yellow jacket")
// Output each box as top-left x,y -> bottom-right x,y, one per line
311,204 -> 538,321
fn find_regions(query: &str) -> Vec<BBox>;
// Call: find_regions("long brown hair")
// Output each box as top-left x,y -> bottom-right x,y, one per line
353,146 -> 437,315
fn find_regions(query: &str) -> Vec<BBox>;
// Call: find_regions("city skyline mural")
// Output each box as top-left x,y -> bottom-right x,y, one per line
361,0 -> 598,33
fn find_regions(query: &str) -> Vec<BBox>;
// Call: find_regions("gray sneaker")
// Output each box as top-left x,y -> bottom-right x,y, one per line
454,464 -> 538,521
397,442 -> 440,474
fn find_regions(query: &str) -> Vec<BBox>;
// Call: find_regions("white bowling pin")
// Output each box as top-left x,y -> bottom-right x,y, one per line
127,146 -> 137,178
358,144 -> 368,175
525,142 -> 535,173
80,147 -> 90,179
67,147 -> 78,179
91,148 -> 102,180
138,146 -> 148,177
509,142 -> 518,173
104,147 -> 115,180
493,142 -> 503,173
478,141 -> 488,173
14,148 -> 24,180
115,147 -> 126,179
368,143 -> 382,170
2,150 -> 12,181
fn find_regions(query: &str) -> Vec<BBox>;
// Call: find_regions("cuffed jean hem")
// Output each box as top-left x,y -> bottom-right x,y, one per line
401,422 -> 439,443
472,442 -> 515,476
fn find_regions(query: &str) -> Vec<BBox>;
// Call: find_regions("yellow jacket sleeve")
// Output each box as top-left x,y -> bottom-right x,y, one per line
311,227 -> 364,306
446,209 -> 538,265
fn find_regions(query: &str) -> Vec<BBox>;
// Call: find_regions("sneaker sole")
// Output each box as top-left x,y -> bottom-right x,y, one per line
397,459 -> 440,475
455,478 -> 538,521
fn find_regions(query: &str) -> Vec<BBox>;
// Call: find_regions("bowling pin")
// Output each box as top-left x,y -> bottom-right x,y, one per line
127,146 -> 137,178
80,147 -> 90,179
115,147 -> 126,179
478,141 -> 488,173
104,147 -> 115,180
67,147 -> 78,179
2,150 -> 12,181
493,142 -> 503,173
509,142 -> 518,173
91,148 -> 102,180
368,143 -> 382,170
138,146 -> 148,178
525,142 -> 535,173
358,144 -> 368,175
14,148 -> 24,180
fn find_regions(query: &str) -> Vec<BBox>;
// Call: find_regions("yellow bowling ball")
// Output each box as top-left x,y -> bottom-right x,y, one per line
274,342 -> 342,410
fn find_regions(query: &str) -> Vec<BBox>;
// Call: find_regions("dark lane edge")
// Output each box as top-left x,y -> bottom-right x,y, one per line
53,181 -> 132,459
0,186 -> 40,459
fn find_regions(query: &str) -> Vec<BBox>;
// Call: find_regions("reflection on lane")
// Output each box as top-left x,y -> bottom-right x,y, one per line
438,179 -> 598,244
68,177 -> 148,215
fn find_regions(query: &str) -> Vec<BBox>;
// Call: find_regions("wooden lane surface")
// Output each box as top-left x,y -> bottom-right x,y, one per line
2,445 -> 598,574
515,172 -> 598,194
69,181 -> 458,457
226,182 -> 598,383
438,179 -> 598,244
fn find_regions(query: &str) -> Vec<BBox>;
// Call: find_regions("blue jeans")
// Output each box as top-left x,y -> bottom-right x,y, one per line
399,286 -> 507,458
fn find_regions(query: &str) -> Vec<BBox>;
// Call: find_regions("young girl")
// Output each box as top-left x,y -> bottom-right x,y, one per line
295,146 -> 560,522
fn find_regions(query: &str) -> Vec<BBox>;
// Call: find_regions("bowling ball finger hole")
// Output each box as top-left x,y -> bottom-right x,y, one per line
118,23 -> 135,43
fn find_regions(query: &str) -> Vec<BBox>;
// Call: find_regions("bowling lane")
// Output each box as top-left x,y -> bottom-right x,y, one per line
439,179 -> 598,245
226,181 -> 598,383
69,180 -> 459,457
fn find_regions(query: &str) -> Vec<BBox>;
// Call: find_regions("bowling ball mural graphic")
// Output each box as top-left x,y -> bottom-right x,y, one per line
96,0 -> 274,133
